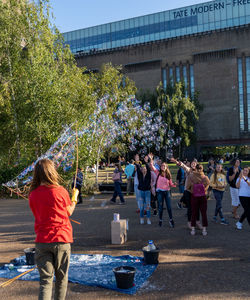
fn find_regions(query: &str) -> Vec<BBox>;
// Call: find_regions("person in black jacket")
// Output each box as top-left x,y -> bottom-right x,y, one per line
135,155 -> 151,225
71,168 -> 83,204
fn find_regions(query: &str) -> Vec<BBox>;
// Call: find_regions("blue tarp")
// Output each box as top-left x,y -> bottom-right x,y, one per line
0,254 -> 157,294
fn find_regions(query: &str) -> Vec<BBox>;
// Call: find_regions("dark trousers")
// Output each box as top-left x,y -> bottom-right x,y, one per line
111,181 -> 125,203
213,190 -> 224,219
191,195 -> 208,227
151,193 -> 157,210
126,177 -> 134,194
239,196 -> 250,224
185,190 -> 200,222
157,190 -> 173,221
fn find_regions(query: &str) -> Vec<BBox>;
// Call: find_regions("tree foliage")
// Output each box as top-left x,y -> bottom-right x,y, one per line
0,0 -> 95,166
137,81 -> 202,153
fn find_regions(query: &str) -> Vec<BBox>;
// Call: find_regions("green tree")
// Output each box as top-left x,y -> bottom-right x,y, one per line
76,63 -> 137,186
137,81 -> 202,156
0,0 -> 95,167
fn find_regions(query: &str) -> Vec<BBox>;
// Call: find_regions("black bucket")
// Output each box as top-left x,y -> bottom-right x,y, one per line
24,248 -> 36,265
113,266 -> 136,289
142,248 -> 160,264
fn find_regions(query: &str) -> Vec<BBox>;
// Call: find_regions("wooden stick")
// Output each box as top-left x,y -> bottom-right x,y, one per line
73,123 -> 79,189
4,186 -> 28,201
70,218 -> 81,225
0,267 -> 36,288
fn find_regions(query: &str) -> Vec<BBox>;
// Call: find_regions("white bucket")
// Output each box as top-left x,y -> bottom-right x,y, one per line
113,213 -> 120,222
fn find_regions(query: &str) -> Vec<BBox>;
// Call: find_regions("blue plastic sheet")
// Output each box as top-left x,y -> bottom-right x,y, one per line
0,254 -> 157,294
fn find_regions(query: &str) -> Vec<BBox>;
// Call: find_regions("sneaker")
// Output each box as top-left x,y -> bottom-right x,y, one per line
169,219 -> 175,228
202,229 -> 207,236
153,210 -> 158,216
212,216 -> 218,223
220,219 -> 229,225
177,202 -> 182,209
187,222 -> 192,229
147,219 -> 151,225
110,199 -> 116,204
190,228 -> 195,235
159,220 -> 162,227
118,202 -> 125,205
236,221 -> 242,230
140,218 -> 144,225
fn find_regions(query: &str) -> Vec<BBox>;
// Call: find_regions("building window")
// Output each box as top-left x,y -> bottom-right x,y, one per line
247,57 -> 250,131
238,58 -> 244,131
169,67 -> 173,86
162,68 -> 167,90
190,64 -> 195,96
183,65 -> 188,97
176,66 -> 180,82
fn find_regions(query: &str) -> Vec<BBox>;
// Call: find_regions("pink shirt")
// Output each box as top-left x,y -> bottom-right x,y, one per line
154,169 -> 176,191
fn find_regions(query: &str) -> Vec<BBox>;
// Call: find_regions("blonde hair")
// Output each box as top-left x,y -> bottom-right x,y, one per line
30,159 -> 61,192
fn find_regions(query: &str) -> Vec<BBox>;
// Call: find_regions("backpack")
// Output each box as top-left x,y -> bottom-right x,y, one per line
192,178 -> 206,197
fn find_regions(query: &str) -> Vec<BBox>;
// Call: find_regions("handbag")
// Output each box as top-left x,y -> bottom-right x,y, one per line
112,172 -> 120,181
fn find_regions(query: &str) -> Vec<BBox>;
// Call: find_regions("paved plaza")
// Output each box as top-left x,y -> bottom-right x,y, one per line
1,189 -> 250,299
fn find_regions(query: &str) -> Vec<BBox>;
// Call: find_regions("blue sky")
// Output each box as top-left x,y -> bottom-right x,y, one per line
50,0 -> 211,33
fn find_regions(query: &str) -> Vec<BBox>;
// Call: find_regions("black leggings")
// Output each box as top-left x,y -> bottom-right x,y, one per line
239,196 -> 250,225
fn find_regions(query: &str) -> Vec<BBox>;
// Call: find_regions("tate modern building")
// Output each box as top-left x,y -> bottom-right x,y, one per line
63,0 -> 250,152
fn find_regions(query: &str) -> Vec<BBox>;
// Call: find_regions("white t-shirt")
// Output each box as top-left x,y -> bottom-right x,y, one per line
236,177 -> 250,197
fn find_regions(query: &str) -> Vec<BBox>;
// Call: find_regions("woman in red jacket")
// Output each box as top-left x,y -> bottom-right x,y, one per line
29,159 -> 78,300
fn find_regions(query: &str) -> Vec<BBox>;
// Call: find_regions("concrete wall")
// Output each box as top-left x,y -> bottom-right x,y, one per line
76,25 -> 250,147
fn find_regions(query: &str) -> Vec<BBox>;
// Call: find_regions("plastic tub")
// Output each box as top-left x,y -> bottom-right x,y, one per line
113,266 -> 136,289
142,248 -> 159,264
24,248 -> 36,265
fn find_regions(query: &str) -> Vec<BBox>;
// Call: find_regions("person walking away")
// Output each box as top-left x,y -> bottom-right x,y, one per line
186,164 -> 210,236
235,167 -> 250,230
135,155 -> 152,225
110,160 -> 125,204
124,160 -> 135,195
150,155 -> 176,228
227,158 -> 241,219
176,164 -> 185,208
29,159 -> 78,300
210,164 -> 229,225
71,168 -> 83,204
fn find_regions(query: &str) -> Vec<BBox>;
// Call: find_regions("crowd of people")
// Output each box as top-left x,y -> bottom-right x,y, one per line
27,155 -> 250,299
109,154 -> 250,237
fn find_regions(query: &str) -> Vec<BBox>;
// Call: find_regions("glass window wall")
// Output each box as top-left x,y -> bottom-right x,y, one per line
176,66 -> 180,82
64,1 -> 250,53
246,57 -> 250,131
238,58 -> 244,131
190,65 -> 195,97
162,69 -> 167,90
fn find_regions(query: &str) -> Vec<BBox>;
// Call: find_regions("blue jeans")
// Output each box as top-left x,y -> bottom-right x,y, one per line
139,190 -> 151,218
179,184 -> 184,194
134,184 -> 140,209
111,181 -> 124,203
157,190 -> 173,220
213,190 -> 224,219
